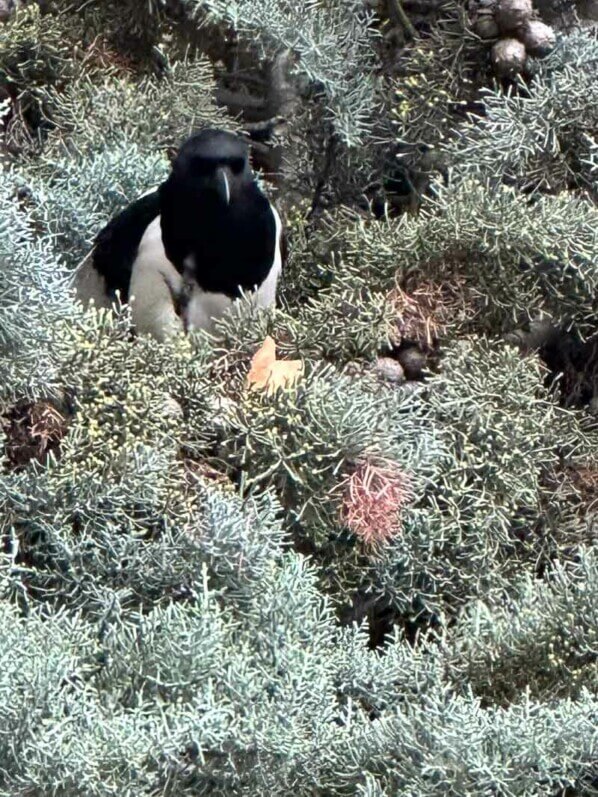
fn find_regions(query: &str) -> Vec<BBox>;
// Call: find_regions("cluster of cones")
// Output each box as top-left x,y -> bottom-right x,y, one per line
472,0 -> 557,78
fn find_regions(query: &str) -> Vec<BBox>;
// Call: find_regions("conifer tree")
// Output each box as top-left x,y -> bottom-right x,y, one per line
0,1 -> 596,794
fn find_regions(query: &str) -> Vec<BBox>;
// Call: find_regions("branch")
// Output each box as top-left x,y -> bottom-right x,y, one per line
215,88 -> 267,112
266,49 -> 300,119
244,117 -> 287,138
387,0 -> 417,38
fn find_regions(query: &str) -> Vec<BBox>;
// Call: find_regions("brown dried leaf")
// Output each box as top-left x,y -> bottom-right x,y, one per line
246,336 -> 304,395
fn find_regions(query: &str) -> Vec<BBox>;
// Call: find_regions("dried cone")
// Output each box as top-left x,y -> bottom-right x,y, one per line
520,19 -> 556,56
474,12 -> 500,38
0,1 -> 13,23
375,357 -> 405,384
396,346 -> 427,379
339,458 -> 414,548
491,37 -> 527,77
496,0 -> 533,31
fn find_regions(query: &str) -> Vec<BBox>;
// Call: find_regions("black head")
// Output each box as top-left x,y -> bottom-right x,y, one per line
168,128 -> 252,206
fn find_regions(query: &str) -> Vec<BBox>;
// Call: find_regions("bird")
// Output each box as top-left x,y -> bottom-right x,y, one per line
70,128 -> 285,341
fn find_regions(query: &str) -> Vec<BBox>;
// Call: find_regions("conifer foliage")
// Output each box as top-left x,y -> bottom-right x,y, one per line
0,1 -> 597,795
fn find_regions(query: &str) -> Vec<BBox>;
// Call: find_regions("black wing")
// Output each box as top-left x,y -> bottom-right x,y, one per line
92,190 -> 162,303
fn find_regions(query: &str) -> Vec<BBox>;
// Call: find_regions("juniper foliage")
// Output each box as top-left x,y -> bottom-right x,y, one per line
297,176 -> 598,337
446,31 -> 598,197
0,2 -> 597,795
180,0 -> 381,148
0,170 -> 74,405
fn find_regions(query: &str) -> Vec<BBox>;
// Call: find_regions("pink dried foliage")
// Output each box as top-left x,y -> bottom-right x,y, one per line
82,36 -> 137,74
340,458 -> 414,547
389,279 -> 472,349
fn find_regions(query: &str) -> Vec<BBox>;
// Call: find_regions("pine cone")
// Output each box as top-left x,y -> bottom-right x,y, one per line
520,19 -> 556,56
474,10 -> 500,37
396,346 -> 427,379
496,0 -> 533,31
491,37 -> 527,77
375,357 -> 406,384
0,0 -> 14,23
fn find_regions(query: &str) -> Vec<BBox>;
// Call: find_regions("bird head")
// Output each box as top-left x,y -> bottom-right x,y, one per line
166,128 -> 252,207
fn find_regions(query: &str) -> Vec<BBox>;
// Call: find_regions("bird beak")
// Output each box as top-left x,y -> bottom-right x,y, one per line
214,166 -> 231,205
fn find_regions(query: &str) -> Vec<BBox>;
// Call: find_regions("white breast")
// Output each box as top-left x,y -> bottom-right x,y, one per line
128,215 -> 184,341
184,288 -> 234,334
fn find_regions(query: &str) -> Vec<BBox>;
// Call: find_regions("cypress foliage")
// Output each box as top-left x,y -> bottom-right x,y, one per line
0,2 -> 596,794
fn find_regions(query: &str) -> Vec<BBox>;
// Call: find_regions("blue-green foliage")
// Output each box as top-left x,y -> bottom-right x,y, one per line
0,172 -> 74,405
27,141 -> 168,267
446,32 -> 598,195
181,0 -> 380,148
0,3 -> 597,794
313,178 -> 598,337
375,339 -> 591,616
0,542 -> 596,794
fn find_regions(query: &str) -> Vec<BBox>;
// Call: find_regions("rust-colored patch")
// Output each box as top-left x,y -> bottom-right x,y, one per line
182,455 -> 234,492
337,457 -> 414,549
541,462 -> 598,525
566,465 -> 598,515
388,278 -> 475,350
2,401 -> 68,471
80,36 -> 137,74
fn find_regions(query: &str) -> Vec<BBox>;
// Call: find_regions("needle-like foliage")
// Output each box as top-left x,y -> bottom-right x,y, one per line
0,2 -> 596,794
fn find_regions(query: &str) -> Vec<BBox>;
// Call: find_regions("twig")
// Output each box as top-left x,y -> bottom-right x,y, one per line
215,88 -> 267,111
387,0 -> 417,38
243,117 -> 287,136
307,132 -> 337,221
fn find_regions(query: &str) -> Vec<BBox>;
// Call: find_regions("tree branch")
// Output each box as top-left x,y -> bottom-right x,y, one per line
387,0 -> 417,38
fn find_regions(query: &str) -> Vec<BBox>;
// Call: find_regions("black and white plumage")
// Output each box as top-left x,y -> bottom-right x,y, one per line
71,129 -> 285,340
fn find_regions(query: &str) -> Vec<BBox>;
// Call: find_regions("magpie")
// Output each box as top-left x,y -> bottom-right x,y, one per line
71,128 -> 285,340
